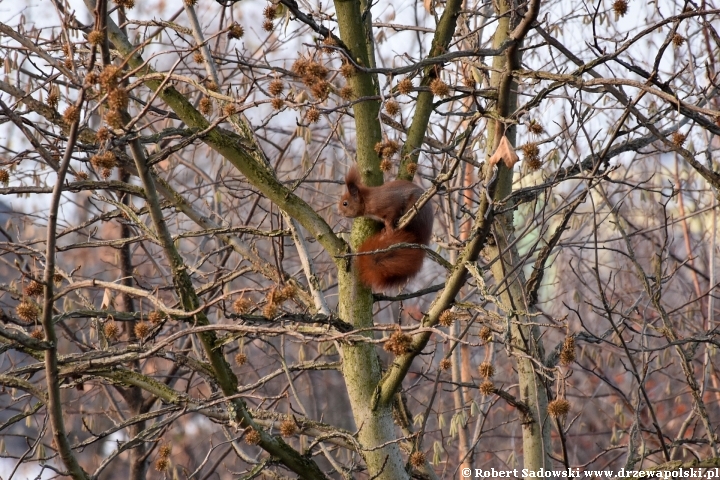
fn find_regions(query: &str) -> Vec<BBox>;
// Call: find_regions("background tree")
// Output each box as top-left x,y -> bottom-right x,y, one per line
0,0 -> 718,479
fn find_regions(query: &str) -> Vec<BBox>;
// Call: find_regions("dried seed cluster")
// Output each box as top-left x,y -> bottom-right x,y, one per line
155,443 -> 171,472
24,281 -> 44,297
429,78 -> 449,97
612,0 -> 628,16
279,418 -> 298,437
384,327 -> 412,356
235,352 -> 248,365
409,451 -> 426,468
521,142 -> 542,171
104,321 -> 119,339
479,380 -> 494,396
16,301 -> 39,323
228,23 -> 245,39
560,336 -> 576,365
292,56 -> 331,101
244,428 -> 262,445
374,139 -> 400,159
438,310 -> 456,327
478,361 -> 495,379
548,398 -> 571,418
397,78 -> 413,95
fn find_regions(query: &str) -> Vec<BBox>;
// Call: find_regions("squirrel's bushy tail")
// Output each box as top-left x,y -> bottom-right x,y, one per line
357,229 -> 426,290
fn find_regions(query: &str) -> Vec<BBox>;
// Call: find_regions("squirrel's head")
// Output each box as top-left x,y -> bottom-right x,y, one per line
338,166 -> 364,218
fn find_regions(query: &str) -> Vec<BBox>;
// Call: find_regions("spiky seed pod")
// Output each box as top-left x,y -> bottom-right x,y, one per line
235,352 -> 248,365
16,301 -> 39,323
308,62 -> 329,80
268,79 -> 284,97
279,419 -> 298,437
479,380 -> 495,396
99,65 -> 121,90
53,273 -> 63,285
233,297 -> 253,315
321,35 -> 337,54
104,109 -> 123,128
223,103 -> 237,117
292,57 -> 310,76
244,428 -> 262,445
526,157 -> 542,171
101,168 -> 112,179
199,97 -> 213,115
262,302 -> 279,318
96,127 -> 110,143
63,105 -> 80,123
521,142 -> 540,159
340,62 -> 356,79
339,85 -> 354,100
114,0 -> 135,8
310,80 -> 330,101
560,336 -> 576,365
406,163 -> 418,176
75,171 -> 89,180
158,444 -> 171,458
104,321 -> 119,339
192,52 -> 204,64
377,139 -> 399,158
0,169 -> 9,185
384,328 -> 412,356
263,4 -> 278,19
380,159 -> 393,172
91,151 -> 117,170
88,30 -> 104,46
672,34 -> 685,47
85,72 -> 99,86
155,457 -> 169,472
280,284 -> 297,301
409,451 -> 426,468
439,358 -> 451,370
478,361 -> 495,379
306,107 -> 321,123
528,120 -> 545,135
47,90 -> 59,109
228,23 -> 245,39
205,80 -> 219,92
384,99 -> 400,116
438,310 -> 455,327
134,321 -> 150,338
397,78 -> 413,95
547,399 -> 571,418
429,78 -> 449,97
184,0 -> 197,5
64,58 -> 73,69
108,87 -> 128,110
30,329 -> 44,340
271,97 -> 284,110
612,0 -> 628,16
148,311 -> 165,324
479,326 -> 492,342
24,281 -> 44,297
671,131 -> 686,146
462,75 -> 475,88
262,20 -> 273,32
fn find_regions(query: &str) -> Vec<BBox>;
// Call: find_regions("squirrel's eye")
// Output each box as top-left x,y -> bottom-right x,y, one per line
342,201 -> 348,206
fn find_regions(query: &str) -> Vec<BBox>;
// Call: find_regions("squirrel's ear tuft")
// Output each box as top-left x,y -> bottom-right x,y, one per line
345,165 -> 361,185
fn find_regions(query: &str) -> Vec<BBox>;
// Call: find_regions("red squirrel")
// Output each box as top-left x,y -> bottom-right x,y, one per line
338,166 -> 433,290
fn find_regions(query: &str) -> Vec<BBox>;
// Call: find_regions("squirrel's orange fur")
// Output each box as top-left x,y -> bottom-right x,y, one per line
338,166 -> 433,290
